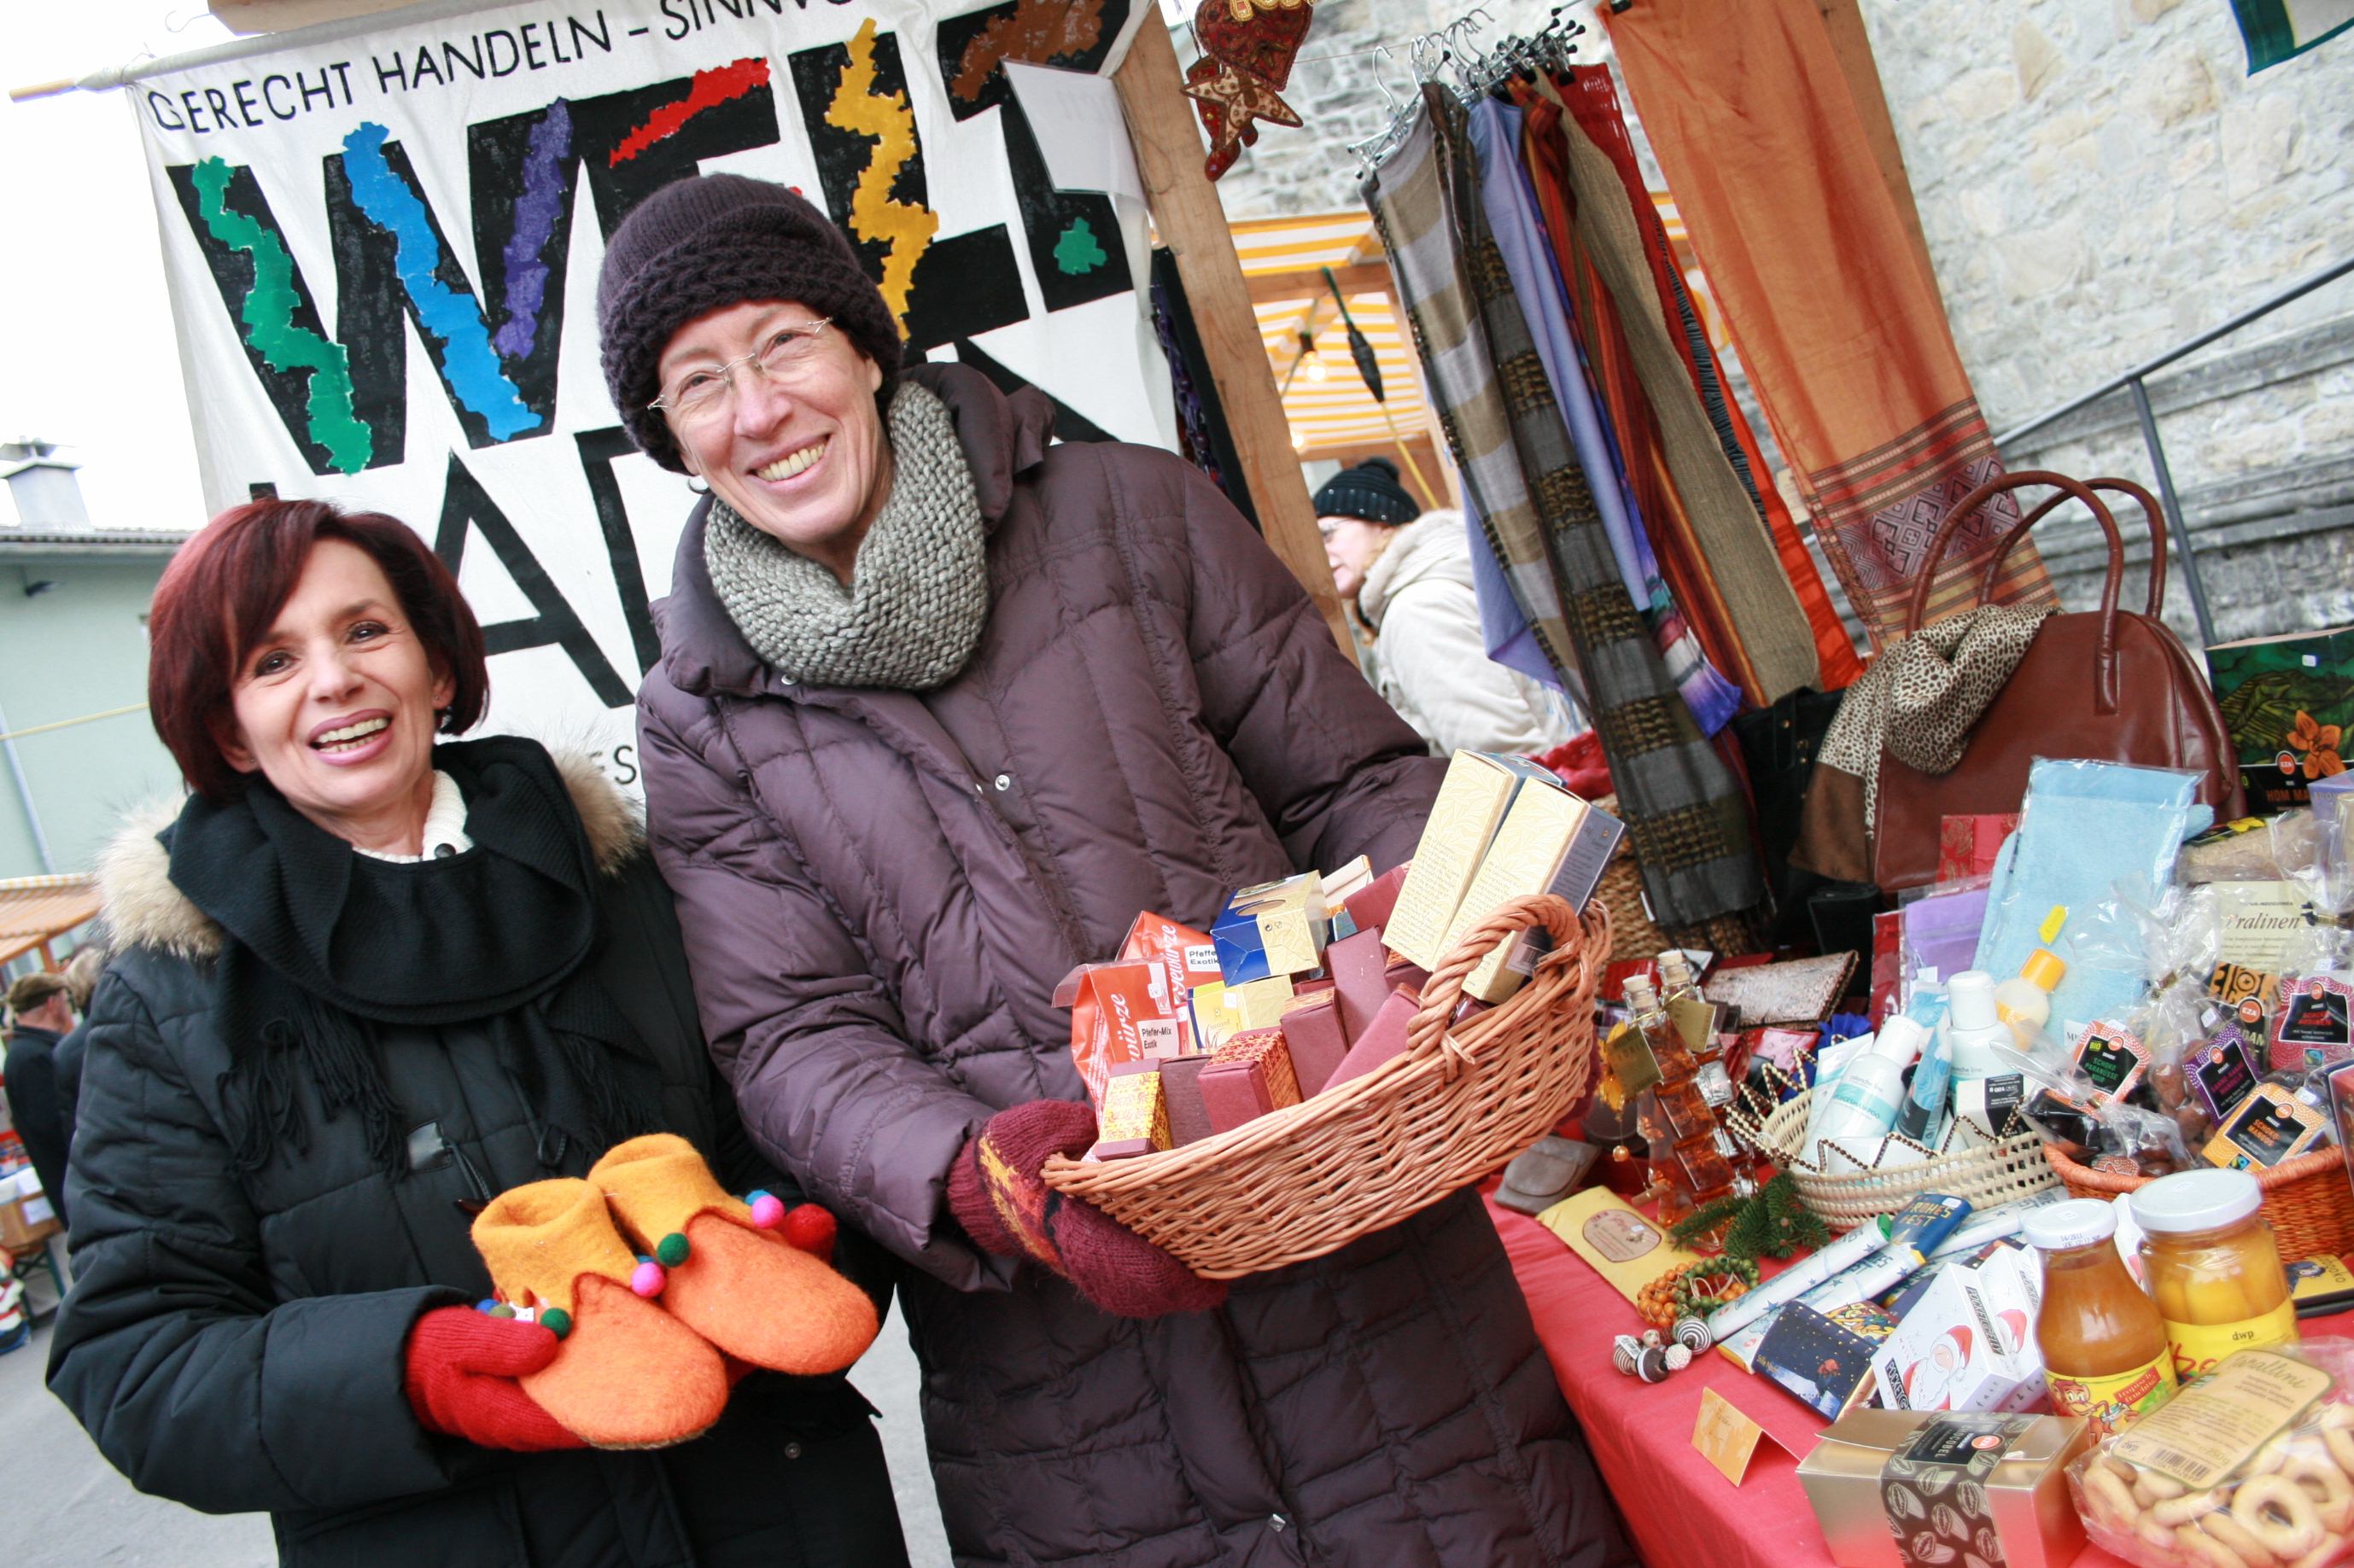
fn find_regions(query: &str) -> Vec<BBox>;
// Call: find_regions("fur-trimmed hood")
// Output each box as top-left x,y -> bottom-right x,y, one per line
99,749 -> 645,964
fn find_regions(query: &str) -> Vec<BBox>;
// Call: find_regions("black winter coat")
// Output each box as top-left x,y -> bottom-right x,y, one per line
46,754 -> 908,1568
3,1023 -> 68,1228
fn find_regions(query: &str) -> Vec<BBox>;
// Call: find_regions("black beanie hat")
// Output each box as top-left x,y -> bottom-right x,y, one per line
1311,458 -> 1419,526
597,173 -> 905,474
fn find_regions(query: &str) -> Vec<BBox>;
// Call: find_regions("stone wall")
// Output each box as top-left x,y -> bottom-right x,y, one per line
1202,1 -> 2354,650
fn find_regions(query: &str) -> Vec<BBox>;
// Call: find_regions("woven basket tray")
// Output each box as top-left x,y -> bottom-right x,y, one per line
1750,1090 -> 2062,1232
1041,893 -> 1611,1279
2043,1144 -> 2354,1260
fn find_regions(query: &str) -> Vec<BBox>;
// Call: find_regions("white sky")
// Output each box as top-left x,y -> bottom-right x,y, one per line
2,3 -> 236,531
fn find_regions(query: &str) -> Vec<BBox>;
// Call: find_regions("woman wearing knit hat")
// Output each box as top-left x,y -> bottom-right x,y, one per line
1317,459 -> 1583,757
607,173 -> 1631,1568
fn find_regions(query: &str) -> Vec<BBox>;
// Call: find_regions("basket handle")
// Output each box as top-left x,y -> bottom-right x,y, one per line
1405,893 -> 1612,1084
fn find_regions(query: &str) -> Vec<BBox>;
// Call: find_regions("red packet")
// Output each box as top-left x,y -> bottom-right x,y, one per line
1936,813 -> 2018,885
1601,959 -> 1659,1006
1054,960 -> 1183,1110
1120,912 -> 1221,1055
1869,908 -> 1902,1029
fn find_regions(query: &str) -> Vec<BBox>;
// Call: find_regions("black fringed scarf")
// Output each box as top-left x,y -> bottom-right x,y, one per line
165,736 -> 659,1178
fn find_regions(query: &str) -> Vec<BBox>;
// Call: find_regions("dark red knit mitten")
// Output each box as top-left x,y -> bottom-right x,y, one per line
403,1305 -> 586,1453
947,1099 -> 1228,1319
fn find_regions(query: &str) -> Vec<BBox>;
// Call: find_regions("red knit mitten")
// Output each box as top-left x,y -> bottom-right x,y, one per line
403,1305 -> 586,1453
947,1099 -> 1227,1319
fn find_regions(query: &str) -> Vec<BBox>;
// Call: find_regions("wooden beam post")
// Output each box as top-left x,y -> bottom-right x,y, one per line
1113,21 -> 1354,657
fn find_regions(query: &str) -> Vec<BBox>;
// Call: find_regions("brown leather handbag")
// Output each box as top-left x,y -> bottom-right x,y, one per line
1872,471 -> 2244,893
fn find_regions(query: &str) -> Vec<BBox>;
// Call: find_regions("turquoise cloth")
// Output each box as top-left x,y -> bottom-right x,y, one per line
1976,759 -> 2211,1041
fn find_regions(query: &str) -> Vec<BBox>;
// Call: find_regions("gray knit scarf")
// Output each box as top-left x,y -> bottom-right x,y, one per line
704,382 -> 987,691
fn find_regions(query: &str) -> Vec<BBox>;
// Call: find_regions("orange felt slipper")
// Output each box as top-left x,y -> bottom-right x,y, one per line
470,1177 -> 729,1449
586,1134 -> 879,1376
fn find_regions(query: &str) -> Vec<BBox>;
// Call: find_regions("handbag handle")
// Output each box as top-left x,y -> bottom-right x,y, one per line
1976,476 -> 2168,619
1903,469 -> 2125,714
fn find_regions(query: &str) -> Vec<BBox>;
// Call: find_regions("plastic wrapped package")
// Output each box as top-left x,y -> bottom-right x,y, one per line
2068,1343 -> 2354,1568
1978,761 -> 2210,1046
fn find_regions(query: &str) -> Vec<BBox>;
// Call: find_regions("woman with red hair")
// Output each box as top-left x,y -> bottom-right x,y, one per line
44,498 -> 908,1567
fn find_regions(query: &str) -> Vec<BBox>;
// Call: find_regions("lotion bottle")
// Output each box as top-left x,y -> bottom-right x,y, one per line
1945,971 -> 2020,1144
1812,1017 -> 1929,1147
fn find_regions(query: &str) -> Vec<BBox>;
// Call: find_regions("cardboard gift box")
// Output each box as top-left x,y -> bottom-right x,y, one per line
1212,872 -> 1331,986
1159,1056 -> 1215,1146
1343,862 -> 1409,935
1796,1412 -> 2092,1568
1438,778 -> 1625,1004
1209,1028 -> 1301,1108
1089,1061 -> 1171,1158
1385,752 -> 1559,969
1276,991 -> 1350,1097
1870,1241 -> 2043,1414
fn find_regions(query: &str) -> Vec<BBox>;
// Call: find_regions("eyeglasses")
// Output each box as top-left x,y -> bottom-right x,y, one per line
649,318 -> 835,423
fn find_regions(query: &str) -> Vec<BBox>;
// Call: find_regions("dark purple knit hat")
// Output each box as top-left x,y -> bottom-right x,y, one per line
597,173 -> 904,474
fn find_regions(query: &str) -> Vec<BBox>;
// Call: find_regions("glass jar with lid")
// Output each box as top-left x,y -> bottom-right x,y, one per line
2127,1169 -> 2294,1384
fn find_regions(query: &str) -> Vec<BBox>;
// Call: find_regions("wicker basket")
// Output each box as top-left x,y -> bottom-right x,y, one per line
2042,1144 -> 2354,1260
1750,1090 -> 2062,1232
1592,795 -> 1672,966
1041,893 -> 1611,1279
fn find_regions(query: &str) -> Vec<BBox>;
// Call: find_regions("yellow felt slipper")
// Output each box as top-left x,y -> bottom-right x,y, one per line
586,1134 -> 879,1376
470,1177 -> 729,1449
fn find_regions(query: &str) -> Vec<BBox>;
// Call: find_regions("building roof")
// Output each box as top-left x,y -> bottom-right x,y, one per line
0,527 -> 190,557
0,875 -> 101,968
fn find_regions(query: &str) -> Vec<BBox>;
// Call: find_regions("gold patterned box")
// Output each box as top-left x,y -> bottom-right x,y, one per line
1088,1062 -> 1169,1159
1440,780 -> 1625,1003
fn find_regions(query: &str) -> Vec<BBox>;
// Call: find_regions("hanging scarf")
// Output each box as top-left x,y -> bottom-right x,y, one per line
704,381 -> 988,691
166,736 -> 659,1177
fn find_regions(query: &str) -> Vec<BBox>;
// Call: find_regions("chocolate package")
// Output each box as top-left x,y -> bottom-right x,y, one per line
1798,1412 -> 2091,1568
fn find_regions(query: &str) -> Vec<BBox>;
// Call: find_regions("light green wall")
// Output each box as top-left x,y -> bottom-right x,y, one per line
0,556 -> 184,877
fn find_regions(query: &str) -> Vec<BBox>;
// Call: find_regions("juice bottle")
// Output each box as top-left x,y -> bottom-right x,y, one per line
2128,1169 -> 2294,1383
2021,1200 -> 2177,1438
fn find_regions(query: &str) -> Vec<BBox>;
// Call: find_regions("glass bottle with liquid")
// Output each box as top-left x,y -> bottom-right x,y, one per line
2022,1200 -> 2177,1439
1626,974 -> 1734,1223
1656,951 -> 1755,1187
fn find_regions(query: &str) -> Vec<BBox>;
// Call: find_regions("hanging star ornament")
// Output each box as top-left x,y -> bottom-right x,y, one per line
1184,59 -> 1301,180
1188,0 -> 1312,182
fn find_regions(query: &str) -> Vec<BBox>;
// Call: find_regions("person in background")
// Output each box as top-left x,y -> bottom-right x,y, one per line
3,971 -> 78,1230
604,172 -> 1630,1568
1317,457 -> 1582,756
50,942 -> 106,1194
46,498 -> 907,1568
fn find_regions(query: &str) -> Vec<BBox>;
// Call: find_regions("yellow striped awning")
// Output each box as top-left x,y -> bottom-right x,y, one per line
1228,212 -> 1432,463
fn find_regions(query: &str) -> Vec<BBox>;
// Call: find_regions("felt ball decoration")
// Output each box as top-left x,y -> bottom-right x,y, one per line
540,1308 -> 572,1339
1640,1329 -> 1664,1349
781,1204 -> 838,1259
1673,1316 -> 1713,1352
748,1191 -> 786,1229
1664,1344 -> 1691,1372
489,1303 -> 517,1320
476,1298 -> 500,1314
655,1232 -> 691,1268
631,1260 -> 668,1298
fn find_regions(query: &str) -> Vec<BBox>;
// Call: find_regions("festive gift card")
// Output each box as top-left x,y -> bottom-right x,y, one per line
1755,1302 -> 1895,1419
1534,1186 -> 1702,1306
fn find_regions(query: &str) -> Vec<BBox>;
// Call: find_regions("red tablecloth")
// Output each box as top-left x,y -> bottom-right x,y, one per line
1492,1198 -> 2354,1568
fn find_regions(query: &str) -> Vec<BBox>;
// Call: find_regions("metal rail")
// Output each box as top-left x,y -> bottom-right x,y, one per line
1995,255 -> 2354,648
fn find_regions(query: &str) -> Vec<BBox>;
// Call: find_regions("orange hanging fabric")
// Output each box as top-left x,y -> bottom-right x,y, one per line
1606,0 -> 2055,649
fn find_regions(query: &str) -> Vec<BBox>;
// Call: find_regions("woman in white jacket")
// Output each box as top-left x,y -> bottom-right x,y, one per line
1317,458 -> 1583,757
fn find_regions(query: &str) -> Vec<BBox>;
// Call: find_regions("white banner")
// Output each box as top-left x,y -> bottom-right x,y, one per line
131,0 -> 1170,785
